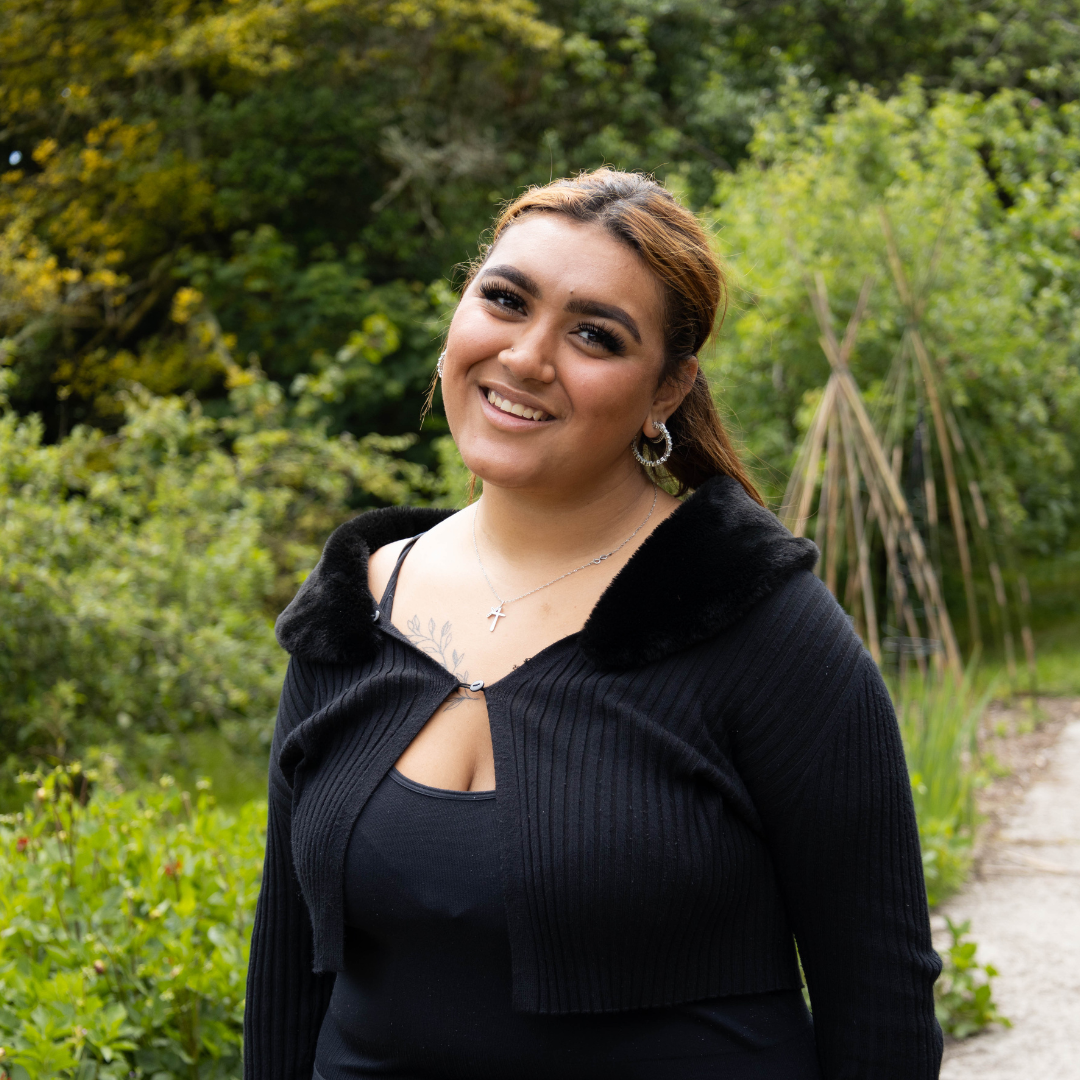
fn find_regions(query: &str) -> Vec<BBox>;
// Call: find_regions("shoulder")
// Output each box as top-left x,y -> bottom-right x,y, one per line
734,568 -> 868,688
581,475 -> 820,670
275,504 -> 458,665
367,536 -> 413,605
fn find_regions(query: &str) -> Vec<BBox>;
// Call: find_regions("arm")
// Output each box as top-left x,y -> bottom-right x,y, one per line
244,658 -> 336,1080
728,572 -> 942,1079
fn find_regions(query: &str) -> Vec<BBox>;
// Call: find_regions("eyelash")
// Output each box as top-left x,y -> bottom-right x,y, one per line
478,282 -> 627,355
574,321 -> 626,355
479,282 -> 525,312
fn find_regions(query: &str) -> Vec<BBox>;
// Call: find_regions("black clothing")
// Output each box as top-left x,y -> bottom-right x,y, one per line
244,475 -> 942,1080
314,766 -> 820,1080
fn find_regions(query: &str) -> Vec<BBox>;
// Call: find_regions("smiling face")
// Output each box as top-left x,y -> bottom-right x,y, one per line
442,213 -> 695,496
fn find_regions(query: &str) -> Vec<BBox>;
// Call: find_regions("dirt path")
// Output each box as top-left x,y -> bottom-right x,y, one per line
938,697 -> 1080,1079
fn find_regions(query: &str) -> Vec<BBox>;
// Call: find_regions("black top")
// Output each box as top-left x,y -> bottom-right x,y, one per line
244,475 -> 942,1080
313,543 -> 819,1079
314,766 -> 819,1080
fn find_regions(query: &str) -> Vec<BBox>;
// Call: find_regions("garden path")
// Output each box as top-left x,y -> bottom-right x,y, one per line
938,697 -> 1080,1080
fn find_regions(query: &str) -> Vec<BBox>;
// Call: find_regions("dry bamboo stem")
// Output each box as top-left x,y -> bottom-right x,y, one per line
850,425 -> 929,677
908,328 -> 981,649
838,398 -> 882,664
878,209 -> 981,651
781,377 -> 837,536
825,413 -> 842,596
801,272 -> 961,672
843,492 -> 863,638
832,368 -> 961,671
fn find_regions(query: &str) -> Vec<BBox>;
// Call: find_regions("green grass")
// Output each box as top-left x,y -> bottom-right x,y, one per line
891,664 -> 994,908
977,622 -> 1080,699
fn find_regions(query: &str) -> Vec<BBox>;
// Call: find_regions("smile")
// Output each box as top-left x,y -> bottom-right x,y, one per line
482,387 -> 553,422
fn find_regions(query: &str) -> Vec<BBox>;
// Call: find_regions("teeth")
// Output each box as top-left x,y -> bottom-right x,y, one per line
486,389 -> 549,421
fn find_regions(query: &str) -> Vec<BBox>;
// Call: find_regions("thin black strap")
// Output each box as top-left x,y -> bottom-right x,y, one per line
377,533 -> 425,619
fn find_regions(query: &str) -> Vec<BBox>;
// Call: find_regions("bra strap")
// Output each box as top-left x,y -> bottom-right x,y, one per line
377,533 -> 425,619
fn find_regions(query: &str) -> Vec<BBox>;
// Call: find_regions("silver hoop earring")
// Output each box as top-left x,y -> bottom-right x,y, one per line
437,350 -> 446,379
631,420 -> 673,468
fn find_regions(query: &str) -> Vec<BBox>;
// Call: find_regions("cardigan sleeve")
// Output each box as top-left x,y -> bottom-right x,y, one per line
726,571 -> 943,1080
244,658 -> 336,1080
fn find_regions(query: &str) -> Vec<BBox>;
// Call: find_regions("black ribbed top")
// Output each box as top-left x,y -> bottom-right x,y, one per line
244,479 -> 942,1080
313,767 -> 818,1079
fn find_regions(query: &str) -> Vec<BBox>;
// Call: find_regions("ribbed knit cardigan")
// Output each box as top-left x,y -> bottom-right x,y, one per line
244,475 -> 943,1079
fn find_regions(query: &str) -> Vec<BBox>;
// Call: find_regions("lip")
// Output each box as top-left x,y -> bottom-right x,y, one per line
477,383 -> 557,430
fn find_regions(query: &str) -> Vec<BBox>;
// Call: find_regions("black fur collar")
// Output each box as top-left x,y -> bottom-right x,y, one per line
275,476 -> 818,671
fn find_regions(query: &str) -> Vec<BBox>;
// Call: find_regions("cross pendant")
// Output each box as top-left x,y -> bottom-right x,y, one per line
488,605 -> 507,632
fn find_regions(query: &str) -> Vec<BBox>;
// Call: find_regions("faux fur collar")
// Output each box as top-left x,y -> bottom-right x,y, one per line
275,476 -> 818,671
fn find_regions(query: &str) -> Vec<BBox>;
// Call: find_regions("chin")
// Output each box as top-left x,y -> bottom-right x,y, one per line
460,446 -> 557,491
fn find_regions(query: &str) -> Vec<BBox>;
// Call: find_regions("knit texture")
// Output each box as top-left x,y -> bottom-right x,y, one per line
244,480 -> 942,1080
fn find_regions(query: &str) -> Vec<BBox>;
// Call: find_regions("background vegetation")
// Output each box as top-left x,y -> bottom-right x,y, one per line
3,0 -> 1079,1073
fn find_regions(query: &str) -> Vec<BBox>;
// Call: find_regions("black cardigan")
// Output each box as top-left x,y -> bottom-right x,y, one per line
244,475 -> 942,1079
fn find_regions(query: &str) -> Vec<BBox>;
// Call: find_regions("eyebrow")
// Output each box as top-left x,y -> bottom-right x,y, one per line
479,264 -> 542,297
480,264 -> 643,345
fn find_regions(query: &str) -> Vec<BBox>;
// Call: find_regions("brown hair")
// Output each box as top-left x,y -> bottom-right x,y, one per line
469,169 -> 761,502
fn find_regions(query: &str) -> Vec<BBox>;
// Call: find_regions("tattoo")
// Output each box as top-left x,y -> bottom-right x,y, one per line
405,616 -> 483,711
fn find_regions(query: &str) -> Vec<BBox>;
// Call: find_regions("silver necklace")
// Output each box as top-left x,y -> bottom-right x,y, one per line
472,487 -> 658,631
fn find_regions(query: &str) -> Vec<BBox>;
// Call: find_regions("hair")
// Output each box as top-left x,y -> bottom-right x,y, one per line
448,167 -> 763,504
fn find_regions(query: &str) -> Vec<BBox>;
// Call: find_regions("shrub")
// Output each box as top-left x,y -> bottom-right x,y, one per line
0,762 -> 264,1079
0,369 -> 463,790
935,917 -> 1011,1039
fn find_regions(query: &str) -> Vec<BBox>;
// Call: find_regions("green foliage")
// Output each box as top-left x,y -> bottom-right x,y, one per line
709,82 -> 1080,555
895,665 -> 994,907
0,762 -> 264,1079
934,917 -> 1011,1039
176,227 -> 458,437
4,0 -> 1080,439
0,371 -> 456,784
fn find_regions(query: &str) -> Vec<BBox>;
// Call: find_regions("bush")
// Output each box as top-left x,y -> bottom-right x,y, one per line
0,762 -> 264,1079
0,369 -> 464,791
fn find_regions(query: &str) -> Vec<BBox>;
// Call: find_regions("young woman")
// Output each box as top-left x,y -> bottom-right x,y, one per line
244,169 -> 942,1079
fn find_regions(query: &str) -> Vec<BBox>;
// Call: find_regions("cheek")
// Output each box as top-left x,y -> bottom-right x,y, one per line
564,362 -> 655,427
446,302 -> 504,360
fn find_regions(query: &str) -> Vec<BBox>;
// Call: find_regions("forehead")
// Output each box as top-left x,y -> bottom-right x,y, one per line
484,214 -> 662,322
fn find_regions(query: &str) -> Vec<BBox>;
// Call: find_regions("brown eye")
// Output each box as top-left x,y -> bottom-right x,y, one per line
574,321 -> 626,355
479,283 -> 526,313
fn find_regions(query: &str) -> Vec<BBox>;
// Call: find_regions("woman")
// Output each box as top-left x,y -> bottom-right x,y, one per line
244,169 -> 942,1079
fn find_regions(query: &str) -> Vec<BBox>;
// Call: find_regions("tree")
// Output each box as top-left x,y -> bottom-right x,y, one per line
708,82 -> 1080,561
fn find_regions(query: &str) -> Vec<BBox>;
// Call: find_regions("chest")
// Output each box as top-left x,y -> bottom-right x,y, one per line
385,541 -> 634,686
284,636 -> 772,989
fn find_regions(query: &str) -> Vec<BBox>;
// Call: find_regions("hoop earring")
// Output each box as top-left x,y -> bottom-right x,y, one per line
631,420 -> 672,468
437,350 -> 446,379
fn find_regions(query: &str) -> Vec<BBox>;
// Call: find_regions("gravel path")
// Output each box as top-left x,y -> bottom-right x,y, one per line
938,700 -> 1080,1079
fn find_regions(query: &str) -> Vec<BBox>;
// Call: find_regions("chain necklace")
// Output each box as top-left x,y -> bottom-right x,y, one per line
472,487 -> 658,631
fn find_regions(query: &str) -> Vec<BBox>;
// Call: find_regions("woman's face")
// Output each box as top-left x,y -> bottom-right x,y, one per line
441,213 -> 693,495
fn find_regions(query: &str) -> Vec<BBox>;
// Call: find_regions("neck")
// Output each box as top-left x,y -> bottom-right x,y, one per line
473,466 -> 666,575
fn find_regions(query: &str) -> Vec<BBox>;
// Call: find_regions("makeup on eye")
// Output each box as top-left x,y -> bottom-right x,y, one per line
478,282 -> 528,313
573,321 -> 626,355
477,276 -> 631,355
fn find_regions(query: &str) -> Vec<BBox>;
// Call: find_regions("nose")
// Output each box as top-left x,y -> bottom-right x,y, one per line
499,330 -> 556,384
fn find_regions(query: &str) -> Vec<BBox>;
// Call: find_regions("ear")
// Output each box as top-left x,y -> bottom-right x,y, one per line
648,356 -> 699,431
